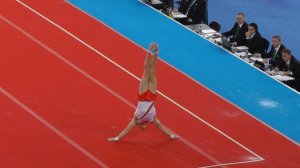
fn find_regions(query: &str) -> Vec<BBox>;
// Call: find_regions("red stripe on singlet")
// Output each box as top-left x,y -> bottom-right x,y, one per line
139,102 -> 154,120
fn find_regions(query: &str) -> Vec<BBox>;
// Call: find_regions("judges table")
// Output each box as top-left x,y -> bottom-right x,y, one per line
143,0 -> 164,9
185,23 -> 295,83
141,0 -> 295,84
141,0 -> 298,85
186,24 -> 211,32
143,0 -> 188,21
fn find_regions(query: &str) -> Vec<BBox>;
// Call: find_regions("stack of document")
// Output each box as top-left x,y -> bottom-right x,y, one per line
250,57 -> 264,62
202,29 -> 216,34
233,46 -> 249,52
150,0 -> 162,4
235,52 -> 253,57
172,12 -> 187,18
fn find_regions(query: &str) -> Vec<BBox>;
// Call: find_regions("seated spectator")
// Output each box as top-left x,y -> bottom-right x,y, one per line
178,0 -> 208,24
262,35 -> 286,68
279,49 -> 300,91
222,12 -> 248,46
245,23 -> 263,54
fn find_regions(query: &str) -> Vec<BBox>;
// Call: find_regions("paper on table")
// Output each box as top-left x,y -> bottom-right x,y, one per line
214,37 -> 222,43
266,71 -> 285,75
273,75 -> 294,81
265,70 -> 274,75
250,57 -> 264,62
235,46 -> 249,51
202,29 -> 216,34
173,12 -> 187,18
150,0 -> 163,4
235,52 -> 253,57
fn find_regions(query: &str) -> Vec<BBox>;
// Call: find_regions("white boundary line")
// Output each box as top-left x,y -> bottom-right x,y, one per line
64,0 -> 300,147
0,15 -> 225,166
0,15 -> 136,109
199,159 -> 263,168
0,86 -> 109,168
14,0 -> 266,162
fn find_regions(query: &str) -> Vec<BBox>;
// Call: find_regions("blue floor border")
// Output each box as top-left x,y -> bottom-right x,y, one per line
68,0 -> 300,144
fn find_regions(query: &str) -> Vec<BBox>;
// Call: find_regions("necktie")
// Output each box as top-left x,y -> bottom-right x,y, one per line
234,26 -> 240,38
272,49 -> 277,61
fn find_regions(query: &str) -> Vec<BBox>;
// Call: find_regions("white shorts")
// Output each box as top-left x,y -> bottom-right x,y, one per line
134,101 -> 156,124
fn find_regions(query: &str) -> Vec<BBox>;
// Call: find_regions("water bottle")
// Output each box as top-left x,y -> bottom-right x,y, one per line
264,60 -> 270,71
245,50 -> 249,59
168,7 -> 173,18
199,29 -> 203,35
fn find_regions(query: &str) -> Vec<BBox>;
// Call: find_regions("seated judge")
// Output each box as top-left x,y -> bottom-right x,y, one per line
222,12 -> 248,46
279,49 -> 300,91
245,23 -> 263,54
178,0 -> 208,24
161,0 -> 174,9
262,35 -> 286,68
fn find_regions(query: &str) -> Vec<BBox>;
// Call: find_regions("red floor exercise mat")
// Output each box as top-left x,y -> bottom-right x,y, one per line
0,0 -> 299,167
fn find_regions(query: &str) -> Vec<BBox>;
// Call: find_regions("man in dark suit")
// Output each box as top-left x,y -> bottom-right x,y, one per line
222,12 -> 248,46
178,0 -> 208,24
279,49 -> 300,91
262,35 -> 286,68
178,0 -> 189,13
245,23 -> 263,54
161,0 -> 174,9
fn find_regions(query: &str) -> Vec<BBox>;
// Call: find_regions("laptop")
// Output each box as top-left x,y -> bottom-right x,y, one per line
221,37 -> 232,51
